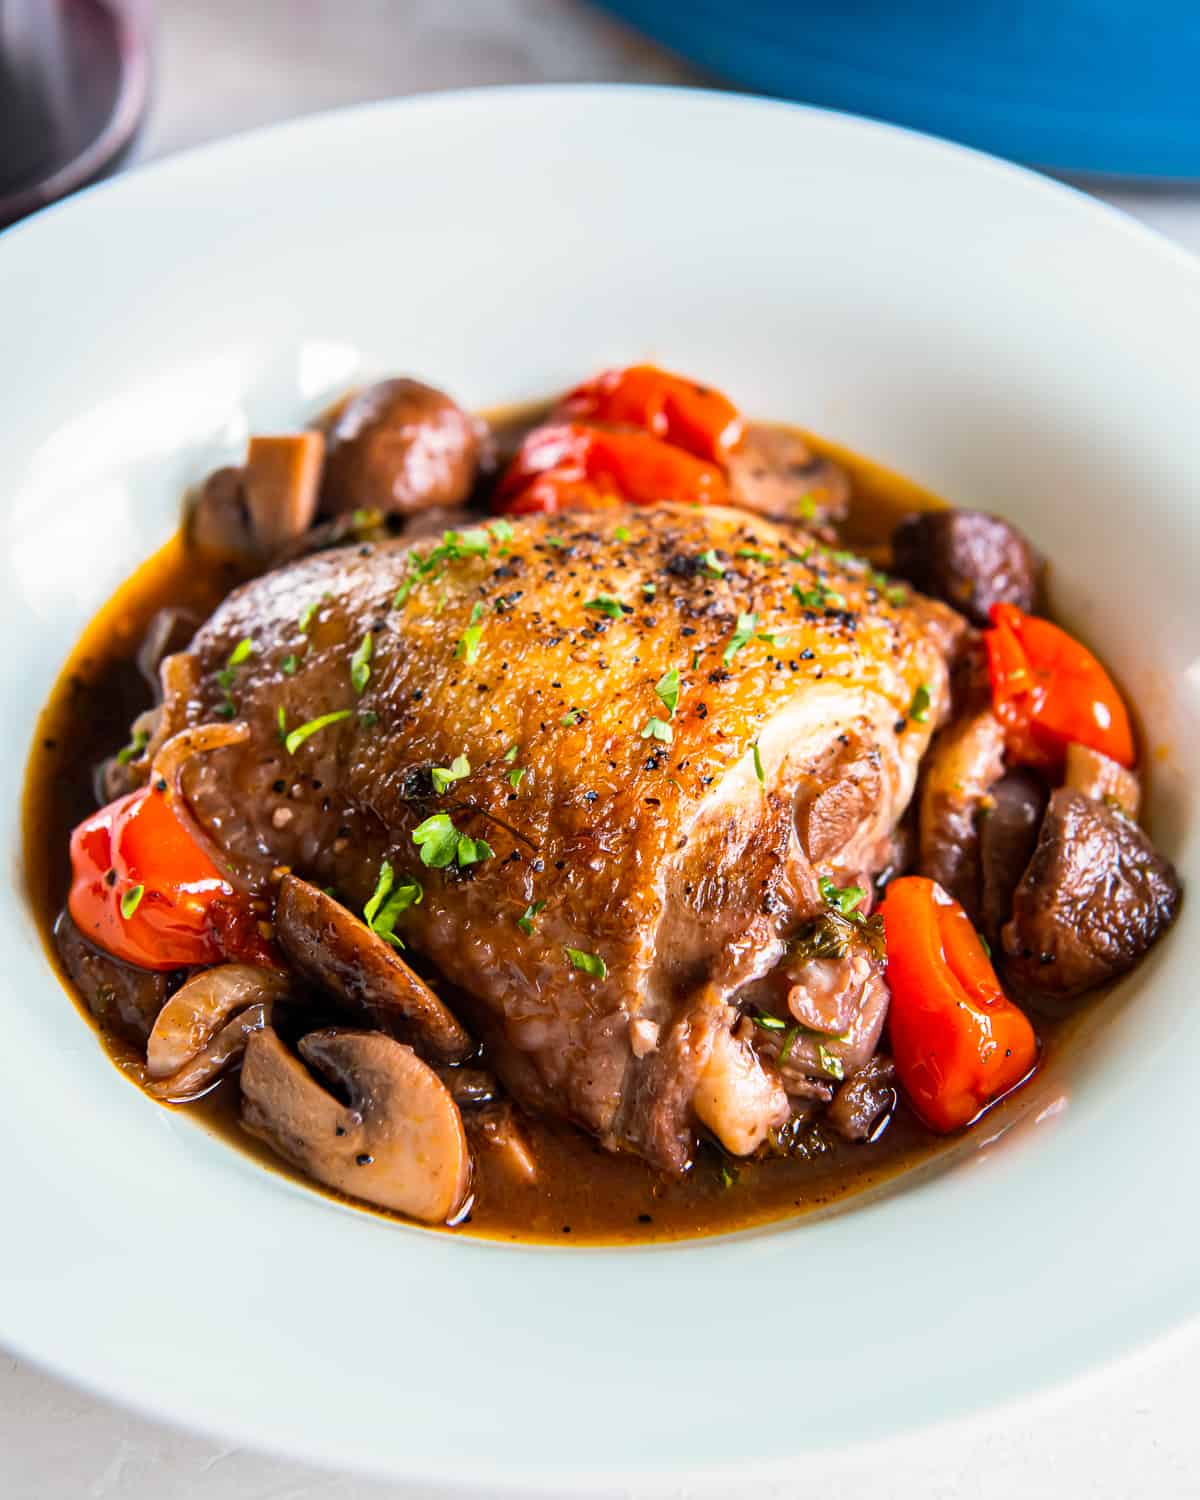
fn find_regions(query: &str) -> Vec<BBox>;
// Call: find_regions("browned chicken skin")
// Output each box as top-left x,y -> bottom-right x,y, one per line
146,504 -> 955,1171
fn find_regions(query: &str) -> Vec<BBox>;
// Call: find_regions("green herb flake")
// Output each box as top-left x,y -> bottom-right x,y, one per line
886,584 -> 909,607
411,813 -> 460,868
640,716 -> 673,743
736,547 -> 773,563
488,518 -> 514,544
655,667 -> 681,718
614,524 -> 631,542
818,1044 -> 845,1081
362,860 -> 423,949
281,654 -> 299,676
455,602 -> 485,663
284,708 -> 353,756
698,548 -> 725,578
719,1163 -> 738,1189
455,834 -> 494,866
753,1012 -> 787,1032
752,742 -> 765,784
349,632 -> 374,696
298,600 -> 321,635
979,933 -> 992,960
561,709 -> 581,727
544,536 -> 566,550
584,594 -> 630,620
359,710 -> 379,729
276,705 -> 287,740
642,582 -> 657,599
228,637 -> 254,668
116,728 -> 149,766
819,875 -> 867,918
565,947 -> 607,979
502,743 -> 520,763
517,899 -> 547,935
792,581 -> 847,611
778,1024 -> 800,1066
691,649 -> 701,672
506,766 -> 526,791
723,612 -> 758,666
431,753 -> 471,794
119,884 -> 145,920
909,682 -> 932,723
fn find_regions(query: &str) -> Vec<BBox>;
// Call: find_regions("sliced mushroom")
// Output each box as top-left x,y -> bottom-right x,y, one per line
147,1001 -> 274,1102
187,465 -> 256,559
239,1026 -> 471,1222
53,909 -> 169,1047
917,706 -> 1006,918
275,875 -> 471,1062
466,1102 -> 539,1183
437,1066 -> 500,1109
137,607 -> 201,693
978,769 -> 1048,944
146,963 -> 290,1079
1064,741 -> 1141,819
243,432 -> 325,550
891,509 -> 1042,626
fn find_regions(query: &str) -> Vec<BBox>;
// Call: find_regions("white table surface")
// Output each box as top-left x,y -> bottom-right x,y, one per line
6,3 -> 1200,1496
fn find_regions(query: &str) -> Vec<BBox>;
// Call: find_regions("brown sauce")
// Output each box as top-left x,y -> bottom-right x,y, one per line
21,423 -> 1074,1245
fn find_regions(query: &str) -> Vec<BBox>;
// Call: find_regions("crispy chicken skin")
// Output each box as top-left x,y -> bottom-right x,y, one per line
150,505 -> 955,1170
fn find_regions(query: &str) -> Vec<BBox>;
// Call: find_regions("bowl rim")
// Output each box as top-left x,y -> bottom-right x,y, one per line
3,83 -> 1200,1491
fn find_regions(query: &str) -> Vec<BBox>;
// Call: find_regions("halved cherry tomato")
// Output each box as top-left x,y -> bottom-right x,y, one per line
984,602 -> 1134,770
556,364 -> 745,463
69,784 -> 233,970
881,875 -> 1037,1133
494,422 -> 728,516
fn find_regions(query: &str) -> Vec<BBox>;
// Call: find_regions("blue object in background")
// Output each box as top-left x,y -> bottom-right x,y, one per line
598,0 -> 1200,178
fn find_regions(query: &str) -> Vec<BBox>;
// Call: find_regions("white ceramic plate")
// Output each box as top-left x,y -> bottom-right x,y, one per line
1,86 -> 1198,1493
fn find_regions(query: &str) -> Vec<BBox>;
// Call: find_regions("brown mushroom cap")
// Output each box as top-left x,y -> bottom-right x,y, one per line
275,875 -> 471,1062
146,963 -> 290,1080
320,378 -> 484,517
239,1026 -> 471,1223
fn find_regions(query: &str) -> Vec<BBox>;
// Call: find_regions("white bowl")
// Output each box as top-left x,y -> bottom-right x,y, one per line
1,86 -> 1197,1493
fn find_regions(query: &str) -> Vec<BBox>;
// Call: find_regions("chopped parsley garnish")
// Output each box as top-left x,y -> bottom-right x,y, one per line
723,612 -> 758,665
411,812 -> 493,869
517,899 -> 546,935
215,636 -> 255,715
350,632 -> 374,695
613,524 -> 630,542
909,683 -> 932,723
886,584 -> 909,607
281,654 -> 299,676
792,581 -> 847,610
640,716 -> 673,743
502,744 -> 519,763
507,767 -> 526,791
565,947 -> 607,979
544,536 -> 566,549
819,875 -> 866,917
392,528 -> 498,611
276,705 -> 287,740
298,600 -> 321,634
642,582 -> 657,598
791,876 -> 887,964
455,602 -> 485,663
752,742 -> 765,784
753,1012 -> 787,1032
359,710 -> 379,729
691,649 -> 701,671
362,861 -> 423,949
736,547 -> 773,563
119,884 -> 145,920
817,1044 -> 845,1081
719,1163 -> 738,1189
284,708 -> 353,755
561,709 -> 581,727
698,548 -> 725,578
116,728 -> 149,766
584,594 -> 630,620
431,753 -> 470,794
655,667 -> 680,718
488,517 -> 514,544
778,1024 -> 800,1065
795,493 -> 818,520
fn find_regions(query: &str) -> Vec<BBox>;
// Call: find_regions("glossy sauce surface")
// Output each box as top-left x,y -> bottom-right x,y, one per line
22,423 -> 1068,1244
